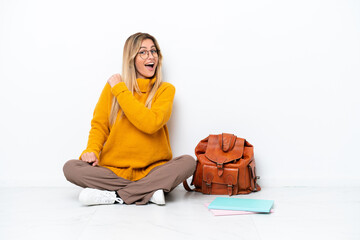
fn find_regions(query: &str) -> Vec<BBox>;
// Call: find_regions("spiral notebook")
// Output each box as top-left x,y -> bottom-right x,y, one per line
208,197 -> 274,213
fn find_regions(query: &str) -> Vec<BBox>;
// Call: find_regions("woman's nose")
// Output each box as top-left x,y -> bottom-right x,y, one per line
148,52 -> 155,59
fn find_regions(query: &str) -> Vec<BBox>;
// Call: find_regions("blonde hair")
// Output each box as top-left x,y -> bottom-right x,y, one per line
109,32 -> 163,125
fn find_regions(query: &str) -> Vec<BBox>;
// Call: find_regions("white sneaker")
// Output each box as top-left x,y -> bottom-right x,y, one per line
149,189 -> 165,205
79,188 -> 124,206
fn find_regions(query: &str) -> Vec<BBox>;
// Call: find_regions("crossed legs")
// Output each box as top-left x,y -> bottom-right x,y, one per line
63,155 -> 196,205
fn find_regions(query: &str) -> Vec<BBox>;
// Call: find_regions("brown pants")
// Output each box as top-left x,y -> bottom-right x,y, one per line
63,155 -> 196,205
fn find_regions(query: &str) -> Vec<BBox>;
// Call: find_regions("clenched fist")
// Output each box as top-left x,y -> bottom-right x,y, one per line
81,152 -> 99,167
107,74 -> 122,88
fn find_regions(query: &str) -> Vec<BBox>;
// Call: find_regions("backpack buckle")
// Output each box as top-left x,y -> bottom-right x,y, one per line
216,163 -> 224,176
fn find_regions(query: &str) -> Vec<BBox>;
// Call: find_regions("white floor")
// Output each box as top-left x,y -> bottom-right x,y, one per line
0,186 -> 359,240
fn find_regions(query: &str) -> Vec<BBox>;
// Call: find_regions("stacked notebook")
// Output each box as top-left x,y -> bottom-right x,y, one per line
207,197 -> 274,216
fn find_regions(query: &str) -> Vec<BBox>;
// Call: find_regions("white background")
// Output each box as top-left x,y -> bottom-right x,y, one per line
0,0 -> 359,187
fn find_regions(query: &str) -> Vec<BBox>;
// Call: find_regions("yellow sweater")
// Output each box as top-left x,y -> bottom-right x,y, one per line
80,78 -> 175,181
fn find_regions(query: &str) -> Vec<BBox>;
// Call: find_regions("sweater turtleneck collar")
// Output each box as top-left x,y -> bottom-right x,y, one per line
136,77 -> 156,93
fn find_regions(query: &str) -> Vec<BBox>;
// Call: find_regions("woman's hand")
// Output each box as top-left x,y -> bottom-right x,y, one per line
81,152 -> 99,167
107,74 -> 122,88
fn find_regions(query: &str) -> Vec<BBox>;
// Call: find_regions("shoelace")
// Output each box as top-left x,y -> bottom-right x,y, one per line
95,191 -> 121,204
115,198 -> 124,204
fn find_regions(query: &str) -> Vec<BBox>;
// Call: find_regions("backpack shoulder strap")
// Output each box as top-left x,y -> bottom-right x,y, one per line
183,179 -> 195,192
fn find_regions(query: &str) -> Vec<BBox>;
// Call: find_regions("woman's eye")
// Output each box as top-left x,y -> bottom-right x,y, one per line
150,50 -> 157,54
139,51 -> 146,55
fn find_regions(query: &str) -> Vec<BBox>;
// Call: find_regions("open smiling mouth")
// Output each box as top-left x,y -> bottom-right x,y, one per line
145,63 -> 155,71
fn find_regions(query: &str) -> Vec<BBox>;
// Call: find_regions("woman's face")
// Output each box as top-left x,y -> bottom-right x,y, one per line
135,39 -> 159,79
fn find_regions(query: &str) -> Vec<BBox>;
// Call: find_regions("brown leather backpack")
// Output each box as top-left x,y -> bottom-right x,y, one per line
183,133 -> 261,195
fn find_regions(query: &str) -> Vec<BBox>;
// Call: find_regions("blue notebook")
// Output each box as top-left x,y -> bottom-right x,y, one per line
208,197 -> 274,213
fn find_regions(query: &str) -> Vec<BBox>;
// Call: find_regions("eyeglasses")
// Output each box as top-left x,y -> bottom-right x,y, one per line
137,49 -> 159,60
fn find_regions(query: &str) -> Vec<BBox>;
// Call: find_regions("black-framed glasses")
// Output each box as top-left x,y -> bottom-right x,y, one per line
138,49 -> 159,60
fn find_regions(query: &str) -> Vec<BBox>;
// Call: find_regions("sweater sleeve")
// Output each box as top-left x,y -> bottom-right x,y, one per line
110,82 -> 175,134
79,84 -> 111,160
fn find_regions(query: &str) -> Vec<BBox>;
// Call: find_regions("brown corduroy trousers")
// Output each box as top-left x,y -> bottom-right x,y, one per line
63,155 -> 196,205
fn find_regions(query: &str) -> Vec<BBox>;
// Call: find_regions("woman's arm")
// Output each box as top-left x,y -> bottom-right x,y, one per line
108,75 -> 175,134
79,83 -> 111,160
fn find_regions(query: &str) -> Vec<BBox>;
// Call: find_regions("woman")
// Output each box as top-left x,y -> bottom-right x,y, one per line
63,32 -> 196,206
